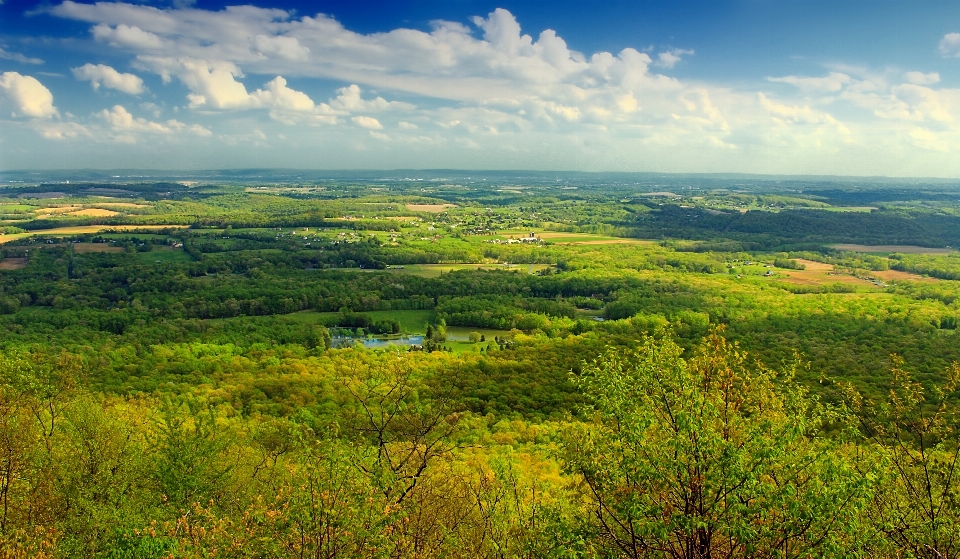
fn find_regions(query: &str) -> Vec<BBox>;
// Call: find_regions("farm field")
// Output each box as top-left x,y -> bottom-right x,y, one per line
72,242 -> 125,253
406,203 -> 456,212
0,224 -> 187,244
774,259 -> 875,287
830,244 -> 957,254
0,257 -> 27,270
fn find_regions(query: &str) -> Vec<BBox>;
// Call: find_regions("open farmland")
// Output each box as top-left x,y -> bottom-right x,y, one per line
72,242 -> 125,253
0,224 -> 188,244
406,203 -> 456,212
831,244 -> 957,254
0,257 -> 27,270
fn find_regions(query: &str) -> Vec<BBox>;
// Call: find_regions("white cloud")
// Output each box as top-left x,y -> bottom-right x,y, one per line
0,47 -> 43,65
768,72 -> 851,92
0,72 -> 58,118
138,57 -> 250,108
253,35 -> 309,61
138,57 -> 349,125
97,104 -> 211,141
329,84 -> 414,112
31,1 -> 960,175
352,115 -> 383,129
909,127 -> 950,151
656,49 -> 693,69
35,121 -> 92,140
758,93 -> 849,133
939,33 -> 960,57
93,23 -> 165,50
72,63 -> 145,94
903,71 -> 940,85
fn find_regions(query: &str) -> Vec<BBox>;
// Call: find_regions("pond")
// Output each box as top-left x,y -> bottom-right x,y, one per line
333,335 -> 425,349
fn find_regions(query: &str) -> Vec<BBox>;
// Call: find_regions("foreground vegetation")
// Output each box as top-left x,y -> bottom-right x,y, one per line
1,173 -> 960,557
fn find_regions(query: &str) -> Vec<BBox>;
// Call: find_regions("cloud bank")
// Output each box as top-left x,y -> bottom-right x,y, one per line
1,2 -> 959,175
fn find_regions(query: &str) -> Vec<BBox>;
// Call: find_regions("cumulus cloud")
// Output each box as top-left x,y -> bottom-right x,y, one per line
939,33 -> 960,57
135,57 -> 342,123
329,84 -> 413,113
352,115 -> 383,129
98,104 -> 211,140
0,72 -> 58,118
93,23 -> 165,50
35,1 -> 960,173
253,34 -> 309,61
35,121 -> 92,140
0,47 -> 43,65
768,72 -> 851,92
903,71 -> 940,85
758,93 -> 849,133
656,48 -> 693,69
48,2 -> 666,104
73,63 -> 146,94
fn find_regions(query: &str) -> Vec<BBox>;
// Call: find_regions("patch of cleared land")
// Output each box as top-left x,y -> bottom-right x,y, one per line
776,262 -> 935,287
508,232 -> 652,245
19,192 -> 66,199
821,206 -> 878,212
65,208 -> 120,217
0,258 -> 28,270
73,243 -> 125,253
831,244 -> 955,254
777,259 -> 874,287
93,203 -> 150,208
406,204 -> 456,212
564,239 -> 652,245
0,225 -> 187,244
871,269 -> 938,283
35,205 -> 83,215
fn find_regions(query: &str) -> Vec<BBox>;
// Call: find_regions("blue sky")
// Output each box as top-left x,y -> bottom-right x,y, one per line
2,0 -> 960,176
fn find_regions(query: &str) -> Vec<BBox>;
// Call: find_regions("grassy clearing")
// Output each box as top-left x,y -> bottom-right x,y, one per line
406,204 -> 456,212
65,209 -> 120,217
73,243 -> 124,253
93,203 -> 150,208
871,269 -> 939,283
363,310 -> 436,332
136,248 -> 193,263
97,233 -> 171,240
498,231 -> 652,245
0,257 -> 28,270
0,225 -> 188,245
830,244 -> 956,254
445,326 -> 511,342
817,206 -> 878,213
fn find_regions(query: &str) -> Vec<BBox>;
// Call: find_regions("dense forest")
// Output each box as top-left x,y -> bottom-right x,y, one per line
1,175 -> 960,557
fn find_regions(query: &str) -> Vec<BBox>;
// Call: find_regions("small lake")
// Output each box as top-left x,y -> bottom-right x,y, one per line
333,335 -> 424,349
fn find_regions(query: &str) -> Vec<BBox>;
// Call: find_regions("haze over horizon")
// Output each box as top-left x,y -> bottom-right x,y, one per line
3,0 -> 960,177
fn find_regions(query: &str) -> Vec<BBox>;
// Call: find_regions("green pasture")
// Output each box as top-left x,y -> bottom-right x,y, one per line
0,204 -> 38,212
137,248 -> 194,263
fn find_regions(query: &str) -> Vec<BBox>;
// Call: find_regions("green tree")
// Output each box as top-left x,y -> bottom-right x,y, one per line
563,330 -> 873,558
844,356 -> 960,559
